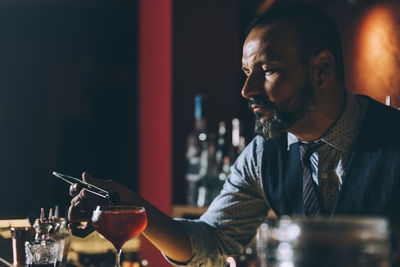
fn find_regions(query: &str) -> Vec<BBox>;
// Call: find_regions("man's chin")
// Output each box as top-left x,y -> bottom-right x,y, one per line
255,110 -> 274,123
255,119 -> 288,140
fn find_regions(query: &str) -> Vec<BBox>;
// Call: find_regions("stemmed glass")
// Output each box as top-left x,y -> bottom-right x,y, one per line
91,206 -> 147,267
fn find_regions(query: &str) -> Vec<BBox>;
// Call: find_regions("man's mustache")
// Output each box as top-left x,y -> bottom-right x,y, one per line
248,96 -> 276,110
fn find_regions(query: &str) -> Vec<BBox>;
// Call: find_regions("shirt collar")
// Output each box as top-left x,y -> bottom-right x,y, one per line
287,93 -> 365,152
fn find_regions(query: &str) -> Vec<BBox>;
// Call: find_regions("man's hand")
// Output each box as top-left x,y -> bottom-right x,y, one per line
68,172 -> 140,237
68,172 -> 193,263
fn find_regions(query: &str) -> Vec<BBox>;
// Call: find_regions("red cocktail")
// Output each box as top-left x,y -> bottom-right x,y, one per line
91,206 -> 147,267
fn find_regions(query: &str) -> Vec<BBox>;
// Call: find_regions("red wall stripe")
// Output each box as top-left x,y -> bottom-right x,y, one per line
139,0 -> 172,265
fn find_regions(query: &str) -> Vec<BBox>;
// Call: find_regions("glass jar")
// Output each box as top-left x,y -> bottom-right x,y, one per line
51,218 -> 71,267
257,216 -> 390,267
25,239 -> 59,266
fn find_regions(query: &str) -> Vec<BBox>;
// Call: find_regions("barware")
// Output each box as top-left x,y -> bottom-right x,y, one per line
91,205 -> 147,267
52,171 -> 120,205
257,216 -> 390,267
25,240 -> 58,267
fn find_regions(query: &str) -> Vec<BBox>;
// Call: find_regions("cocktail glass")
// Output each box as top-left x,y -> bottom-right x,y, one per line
91,206 -> 147,267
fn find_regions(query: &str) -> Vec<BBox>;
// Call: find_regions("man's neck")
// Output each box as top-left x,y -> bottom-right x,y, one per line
288,86 -> 346,142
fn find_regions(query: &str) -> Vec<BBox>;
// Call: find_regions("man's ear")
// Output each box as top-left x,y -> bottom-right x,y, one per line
310,50 -> 335,88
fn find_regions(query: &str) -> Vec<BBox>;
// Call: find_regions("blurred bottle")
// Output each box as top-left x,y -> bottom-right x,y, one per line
50,206 -> 71,267
185,95 -> 209,206
200,122 -> 234,207
231,118 -> 245,162
205,122 -> 231,206
197,133 -> 218,207
216,121 -> 231,182
215,121 -> 228,172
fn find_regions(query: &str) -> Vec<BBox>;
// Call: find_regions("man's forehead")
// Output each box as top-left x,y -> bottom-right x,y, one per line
250,21 -> 296,41
243,23 -> 297,64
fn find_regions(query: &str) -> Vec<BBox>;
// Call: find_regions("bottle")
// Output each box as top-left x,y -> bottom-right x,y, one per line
197,133 -> 218,207
215,121 -> 228,172
185,95 -> 209,206
201,122 -> 230,206
50,206 -> 71,267
200,123 -> 233,207
230,118 -> 245,162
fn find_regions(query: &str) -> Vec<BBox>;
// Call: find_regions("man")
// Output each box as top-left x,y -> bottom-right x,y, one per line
68,5 -> 400,267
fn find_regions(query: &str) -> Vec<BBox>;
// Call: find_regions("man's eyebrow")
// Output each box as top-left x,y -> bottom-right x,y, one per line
241,60 -> 282,73
262,60 -> 284,67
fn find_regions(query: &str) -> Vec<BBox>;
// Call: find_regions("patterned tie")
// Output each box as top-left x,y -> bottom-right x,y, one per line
299,142 -> 322,216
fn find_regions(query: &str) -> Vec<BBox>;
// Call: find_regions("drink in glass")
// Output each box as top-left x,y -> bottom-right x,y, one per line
91,206 -> 147,267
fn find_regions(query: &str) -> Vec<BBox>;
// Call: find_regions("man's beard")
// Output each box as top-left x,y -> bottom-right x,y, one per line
250,78 -> 316,139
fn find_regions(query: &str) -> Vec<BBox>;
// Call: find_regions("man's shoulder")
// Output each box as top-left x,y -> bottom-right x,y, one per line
356,94 -> 400,146
358,94 -> 400,128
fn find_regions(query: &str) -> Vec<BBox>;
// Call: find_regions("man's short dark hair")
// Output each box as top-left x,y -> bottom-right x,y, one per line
245,5 -> 345,83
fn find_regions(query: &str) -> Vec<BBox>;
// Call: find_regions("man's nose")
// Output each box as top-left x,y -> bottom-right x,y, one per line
241,72 -> 263,99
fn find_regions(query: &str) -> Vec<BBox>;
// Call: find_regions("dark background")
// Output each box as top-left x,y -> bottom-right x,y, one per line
0,0 -> 399,217
172,0 -> 400,204
0,0 -> 138,218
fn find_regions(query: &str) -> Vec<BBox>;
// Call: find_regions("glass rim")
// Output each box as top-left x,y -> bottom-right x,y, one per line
94,205 -> 145,212
287,215 -> 388,225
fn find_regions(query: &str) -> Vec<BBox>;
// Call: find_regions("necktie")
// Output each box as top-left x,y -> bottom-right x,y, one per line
299,142 -> 322,216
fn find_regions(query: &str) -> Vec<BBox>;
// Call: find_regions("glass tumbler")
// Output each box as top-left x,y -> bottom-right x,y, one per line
25,240 -> 58,267
257,216 -> 391,267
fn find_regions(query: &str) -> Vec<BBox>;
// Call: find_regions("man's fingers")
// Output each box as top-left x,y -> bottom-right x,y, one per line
67,171 -> 117,239
70,189 -> 88,207
82,172 -> 117,191
68,201 -> 91,222
68,210 -> 89,222
68,222 -> 94,238
68,192 -> 94,222
70,172 -> 114,198
69,183 -> 82,197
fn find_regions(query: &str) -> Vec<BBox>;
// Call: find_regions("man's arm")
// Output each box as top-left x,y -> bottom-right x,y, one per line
68,172 -> 193,263
68,136 -> 269,266
139,198 -> 193,262
166,136 -> 270,266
